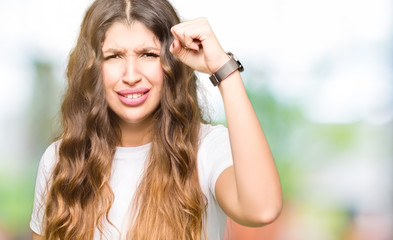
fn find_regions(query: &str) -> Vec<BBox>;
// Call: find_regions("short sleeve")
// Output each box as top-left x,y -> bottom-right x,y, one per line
198,124 -> 233,199
30,141 -> 59,234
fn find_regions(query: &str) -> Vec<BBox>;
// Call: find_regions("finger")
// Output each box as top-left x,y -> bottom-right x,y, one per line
171,25 -> 201,51
169,38 -> 181,55
169,39 -> 190,60
169,38 -> 207,72
184,37 -> 200,51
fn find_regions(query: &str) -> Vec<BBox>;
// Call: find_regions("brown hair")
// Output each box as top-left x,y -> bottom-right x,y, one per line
43,0 -> 206,239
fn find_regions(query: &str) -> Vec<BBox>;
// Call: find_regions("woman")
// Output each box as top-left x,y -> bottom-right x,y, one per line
30,0 -> 282,239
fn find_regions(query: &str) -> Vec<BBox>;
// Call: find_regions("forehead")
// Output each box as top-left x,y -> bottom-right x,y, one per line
102,21 -> 161,50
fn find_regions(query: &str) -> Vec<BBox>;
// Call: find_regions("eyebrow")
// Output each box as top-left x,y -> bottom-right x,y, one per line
102,48 -> 126,54
135,46 -> 161,53
102,46 -> 161,55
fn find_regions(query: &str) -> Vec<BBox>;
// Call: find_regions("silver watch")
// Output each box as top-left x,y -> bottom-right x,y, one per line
209,52 -> 244,86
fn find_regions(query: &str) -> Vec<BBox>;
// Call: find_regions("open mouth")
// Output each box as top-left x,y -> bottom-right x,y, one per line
123,93 -> 144,99
117,88 -> 150,98
116,88 -> 150,106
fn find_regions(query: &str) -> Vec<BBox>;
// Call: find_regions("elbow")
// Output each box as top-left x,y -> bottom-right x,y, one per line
244,202 -> 282,227
257,206 -> 282,226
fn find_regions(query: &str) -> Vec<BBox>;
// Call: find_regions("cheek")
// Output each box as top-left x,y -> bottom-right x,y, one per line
143,63 -> 164,85
102,64 -> 121,87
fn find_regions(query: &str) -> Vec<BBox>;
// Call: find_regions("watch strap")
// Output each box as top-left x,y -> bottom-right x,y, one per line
209,52 -> 243,86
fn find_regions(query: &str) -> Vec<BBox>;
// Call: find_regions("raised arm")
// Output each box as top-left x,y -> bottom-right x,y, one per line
170,18 -> 282,227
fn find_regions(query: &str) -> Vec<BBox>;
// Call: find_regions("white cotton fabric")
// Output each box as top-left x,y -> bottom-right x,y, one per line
30,123 -> 233,240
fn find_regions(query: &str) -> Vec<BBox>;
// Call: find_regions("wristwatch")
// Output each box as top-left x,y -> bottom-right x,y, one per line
209,52 -> 244,86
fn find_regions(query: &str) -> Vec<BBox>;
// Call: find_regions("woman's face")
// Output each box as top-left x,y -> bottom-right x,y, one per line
101,21 -> 164,128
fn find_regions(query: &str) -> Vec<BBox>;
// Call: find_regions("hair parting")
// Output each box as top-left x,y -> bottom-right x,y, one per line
124,0 -> 132,24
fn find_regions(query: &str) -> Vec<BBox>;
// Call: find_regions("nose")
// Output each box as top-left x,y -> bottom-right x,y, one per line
122,59 -> 142,85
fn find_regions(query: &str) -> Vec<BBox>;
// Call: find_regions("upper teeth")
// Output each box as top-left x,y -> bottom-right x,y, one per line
125,93 -> 143,99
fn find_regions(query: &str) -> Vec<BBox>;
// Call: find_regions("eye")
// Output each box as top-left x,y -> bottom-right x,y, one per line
141,52 -> 160,58
103,54 -> 122,61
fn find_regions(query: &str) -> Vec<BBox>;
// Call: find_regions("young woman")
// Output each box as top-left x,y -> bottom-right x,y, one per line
30,0 -> 282,239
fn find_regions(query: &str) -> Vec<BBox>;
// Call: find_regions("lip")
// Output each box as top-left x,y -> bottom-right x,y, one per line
116,88 -> 150,106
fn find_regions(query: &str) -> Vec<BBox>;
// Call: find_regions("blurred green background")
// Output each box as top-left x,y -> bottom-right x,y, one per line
0,0 -> 392,239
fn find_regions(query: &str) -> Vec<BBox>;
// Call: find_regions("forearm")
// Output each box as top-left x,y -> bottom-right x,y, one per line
219,71 -> 282,221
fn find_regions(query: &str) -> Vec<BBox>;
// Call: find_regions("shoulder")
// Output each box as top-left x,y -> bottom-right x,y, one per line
197,123 -> 233,197
198,123 -> 231,155
41,140 -> 61,161
33,140 -> 62,197
30,140 -> 61,235
37,140 -> 61,177
42,140 -> 61,156
199,123 -> 229,144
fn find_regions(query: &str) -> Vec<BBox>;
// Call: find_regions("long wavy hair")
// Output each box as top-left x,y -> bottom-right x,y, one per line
43,0 -> 207,239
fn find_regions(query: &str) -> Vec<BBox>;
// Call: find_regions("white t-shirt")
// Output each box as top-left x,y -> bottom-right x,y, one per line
30,124 -> 233,240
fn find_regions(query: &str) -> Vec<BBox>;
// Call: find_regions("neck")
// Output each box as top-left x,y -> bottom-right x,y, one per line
119,118 -> 154,147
